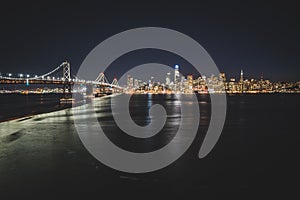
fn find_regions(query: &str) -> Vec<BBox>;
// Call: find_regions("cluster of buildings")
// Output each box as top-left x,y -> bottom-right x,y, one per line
126,65 -> 300,94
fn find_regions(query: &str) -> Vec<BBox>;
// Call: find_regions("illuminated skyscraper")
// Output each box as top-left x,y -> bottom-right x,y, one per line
219,73 -> 226,82
174,65 -> 180,91
134,79 -> 139,89
181,76 -> 186,92
127,75 -> 134,90
187,75 -> 193,93
240,69 -> 244,93
240,69 -> 244,82
166,72 -> 171,87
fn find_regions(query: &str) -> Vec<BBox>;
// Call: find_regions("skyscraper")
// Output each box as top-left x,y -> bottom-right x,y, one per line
174,65 -> 180,91
166,72 -> 171,87
219,73 -> 226,82
187,75 -> 193,93
181,76 -> 186,92
240,69 -> 244,93
127,75 -> 134,90
134,79 -> 139,89
240,69 -> 244,82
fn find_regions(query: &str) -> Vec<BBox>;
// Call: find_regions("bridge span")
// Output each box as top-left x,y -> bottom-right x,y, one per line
0,61 -> 124,100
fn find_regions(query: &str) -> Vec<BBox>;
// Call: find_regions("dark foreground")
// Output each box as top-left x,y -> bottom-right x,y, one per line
0,94 -> 299,199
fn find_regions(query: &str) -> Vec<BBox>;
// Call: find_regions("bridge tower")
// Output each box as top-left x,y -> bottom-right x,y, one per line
62,61 -> 71,98
111,78 -> 119,86
111,78 -> 121,93
95,72 -> 109,83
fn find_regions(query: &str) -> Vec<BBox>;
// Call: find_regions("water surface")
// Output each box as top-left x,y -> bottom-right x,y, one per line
0,94 -> 299,199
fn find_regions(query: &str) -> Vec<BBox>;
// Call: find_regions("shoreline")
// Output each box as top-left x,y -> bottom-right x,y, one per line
0,106 -> 72,124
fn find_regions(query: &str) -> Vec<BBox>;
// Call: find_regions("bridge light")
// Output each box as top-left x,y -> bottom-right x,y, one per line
19,74 -> 23,78
34,75 -> 38,78
8,73 -> 12,77
26,74 -> 30,78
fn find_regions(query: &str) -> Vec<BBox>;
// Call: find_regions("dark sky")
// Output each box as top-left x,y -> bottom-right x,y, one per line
0,0 -> 299,82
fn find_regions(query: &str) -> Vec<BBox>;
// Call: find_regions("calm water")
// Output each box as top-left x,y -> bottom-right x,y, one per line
0,94 -> 299,199
0,94 -> 71,122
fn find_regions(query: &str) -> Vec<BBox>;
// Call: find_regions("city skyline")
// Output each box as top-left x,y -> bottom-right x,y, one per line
2,62 -> 299,95
123,64 -> 299,85
125,64 -> 300,94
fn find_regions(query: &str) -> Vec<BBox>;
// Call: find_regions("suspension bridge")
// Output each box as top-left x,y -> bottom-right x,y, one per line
0,61 -> 124,100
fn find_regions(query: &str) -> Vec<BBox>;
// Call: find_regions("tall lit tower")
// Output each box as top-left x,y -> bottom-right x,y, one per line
187,75 -> 193,93
240,69 -> 244,82
239,69 -> 244,93
127,75 -> 134,90
166,72 -> 171,87
174,64 -> 180,91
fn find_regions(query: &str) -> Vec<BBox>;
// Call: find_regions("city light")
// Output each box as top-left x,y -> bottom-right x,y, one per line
0,63 -> 299,95
125,68 -> 300,94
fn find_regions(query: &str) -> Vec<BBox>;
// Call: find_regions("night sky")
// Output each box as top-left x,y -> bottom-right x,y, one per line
0,0 -> 299,82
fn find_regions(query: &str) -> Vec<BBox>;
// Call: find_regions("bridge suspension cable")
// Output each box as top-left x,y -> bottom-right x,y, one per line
0,61 -> 123,90
111,78 -> 119,86
0,61 -> 69,81
95,72 -> 109,83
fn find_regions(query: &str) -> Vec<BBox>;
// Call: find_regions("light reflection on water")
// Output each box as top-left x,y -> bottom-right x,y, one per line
0,94 -> 300,197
